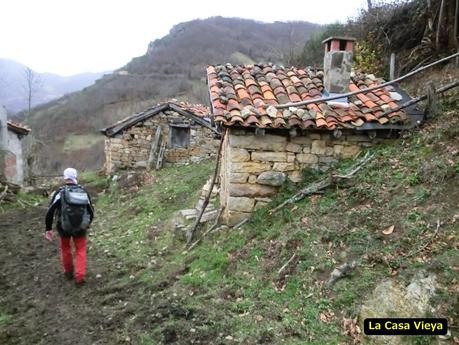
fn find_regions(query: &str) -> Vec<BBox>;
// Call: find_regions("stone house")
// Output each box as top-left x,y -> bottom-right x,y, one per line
100,101 -> 220,174
207,37 -> 423,226
0,106 -> 31,185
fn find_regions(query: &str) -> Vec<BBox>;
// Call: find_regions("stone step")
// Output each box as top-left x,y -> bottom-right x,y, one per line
180,209 -> 198,219
196,199 -> 216,212
200,209 -> 219,223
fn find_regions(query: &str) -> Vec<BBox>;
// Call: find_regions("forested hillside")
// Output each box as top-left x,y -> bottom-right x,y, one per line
22,17 -> 320,174
21,0 -> 459,175
1,1 -> 458,344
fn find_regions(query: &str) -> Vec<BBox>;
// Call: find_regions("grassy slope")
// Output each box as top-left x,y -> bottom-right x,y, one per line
63,133 -> 105,152
82,101 -> 458,345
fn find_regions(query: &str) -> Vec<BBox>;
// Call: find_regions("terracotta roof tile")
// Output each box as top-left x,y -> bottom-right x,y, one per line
289,93 -> 301,103
263,90 -> 276,100
237,88 -> 250,100
261,84 -> 273,93
207,64 -> 412,130
277,93 -> 290,104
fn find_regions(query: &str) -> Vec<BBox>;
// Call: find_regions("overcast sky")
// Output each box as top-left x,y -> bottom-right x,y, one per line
1,0 -> 367,76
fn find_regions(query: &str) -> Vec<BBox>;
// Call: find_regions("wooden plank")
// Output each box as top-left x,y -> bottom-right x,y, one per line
147,126 -> 162,171
425,82 -> 439,119
155,141 -> 166,170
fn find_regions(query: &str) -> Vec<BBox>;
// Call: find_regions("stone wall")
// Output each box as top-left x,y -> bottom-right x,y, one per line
104,110 -> 218,174
0,150 -> 17,184
6,131 -> 24,185
220,128 -> 391,226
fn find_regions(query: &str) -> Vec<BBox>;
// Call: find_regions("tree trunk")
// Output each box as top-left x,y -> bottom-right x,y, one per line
455,0 -> 459,54
28,86 -> 32,115
436,0 -> 446,50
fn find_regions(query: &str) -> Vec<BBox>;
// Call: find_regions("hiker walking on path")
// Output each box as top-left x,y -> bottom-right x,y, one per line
45,168 -> 94,285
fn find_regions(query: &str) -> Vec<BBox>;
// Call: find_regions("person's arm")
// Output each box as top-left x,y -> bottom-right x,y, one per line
87,192 -> 95,223
45,190 -> 60,231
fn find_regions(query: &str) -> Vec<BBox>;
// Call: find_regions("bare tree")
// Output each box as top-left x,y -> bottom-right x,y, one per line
455,0 -> 458,60
286,23 -> 295,66
435,0 -> 446,50
22,67 -> 42,115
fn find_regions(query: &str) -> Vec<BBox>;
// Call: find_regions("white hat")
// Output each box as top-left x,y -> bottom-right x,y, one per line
63,167 -> 78,184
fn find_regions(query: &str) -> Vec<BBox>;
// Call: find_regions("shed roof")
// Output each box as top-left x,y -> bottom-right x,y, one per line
100,101 -> 216,137
7,121 -> 31,136
206,63 -> 422,131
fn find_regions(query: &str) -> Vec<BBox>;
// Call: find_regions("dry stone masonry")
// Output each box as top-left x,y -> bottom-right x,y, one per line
104,109 -> 218,174
206,37 -> 423,226
220,128 -> 391,226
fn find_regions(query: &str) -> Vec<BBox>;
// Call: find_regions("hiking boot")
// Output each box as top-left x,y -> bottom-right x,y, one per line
75,279 -> 86,287
64,271 -> 74,280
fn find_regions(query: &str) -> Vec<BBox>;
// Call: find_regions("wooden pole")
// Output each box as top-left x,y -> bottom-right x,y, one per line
269,152 -> 374,215
147,126 -> 161,171
186,129 -> 226,245
378,79 -> 459,118
274,52 -> 459,109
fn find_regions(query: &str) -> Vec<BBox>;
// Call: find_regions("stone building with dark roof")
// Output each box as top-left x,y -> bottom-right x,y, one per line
0,106 -> 31,185
207,37 -> 423,225
100,101 -> 219,174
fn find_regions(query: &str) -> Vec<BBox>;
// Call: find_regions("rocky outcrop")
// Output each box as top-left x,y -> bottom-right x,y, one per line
359,272 -> 438,345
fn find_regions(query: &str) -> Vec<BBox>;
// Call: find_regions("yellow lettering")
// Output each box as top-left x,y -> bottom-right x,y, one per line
413,321 -> 443,332
369,321 -> 381,330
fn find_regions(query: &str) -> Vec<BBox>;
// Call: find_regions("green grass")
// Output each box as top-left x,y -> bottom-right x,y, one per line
0,190 -> 46,212
63,134 -> 104,152
74,108 -> 459,344
0,312 -> 12,328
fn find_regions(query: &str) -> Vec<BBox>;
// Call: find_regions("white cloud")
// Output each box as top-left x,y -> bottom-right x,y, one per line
0,0 -> 367,76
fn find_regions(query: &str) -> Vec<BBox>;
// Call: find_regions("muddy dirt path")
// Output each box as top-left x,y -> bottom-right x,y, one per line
0,206 -> 121,345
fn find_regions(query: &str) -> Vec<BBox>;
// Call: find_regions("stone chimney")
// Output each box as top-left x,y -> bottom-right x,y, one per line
322,36 -> 356,95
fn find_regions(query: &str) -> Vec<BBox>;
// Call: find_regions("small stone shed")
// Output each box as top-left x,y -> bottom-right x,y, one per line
0,106 -> 31,185
207,37 -> 423,226
100,101 -> 220,174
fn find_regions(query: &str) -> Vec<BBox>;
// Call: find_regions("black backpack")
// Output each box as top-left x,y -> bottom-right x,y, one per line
59,185 -> 91,236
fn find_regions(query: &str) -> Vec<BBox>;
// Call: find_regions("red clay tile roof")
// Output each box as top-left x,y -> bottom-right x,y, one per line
207,64 -> 412,130
100,101 -> 213,137
7,121 -> 31,135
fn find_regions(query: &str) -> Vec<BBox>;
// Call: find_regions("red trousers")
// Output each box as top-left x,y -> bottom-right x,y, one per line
60,236 -> 87,283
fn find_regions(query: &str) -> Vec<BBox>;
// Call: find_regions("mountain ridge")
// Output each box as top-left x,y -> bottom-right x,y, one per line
21,17 -> 321,174
0,58 -> 107,113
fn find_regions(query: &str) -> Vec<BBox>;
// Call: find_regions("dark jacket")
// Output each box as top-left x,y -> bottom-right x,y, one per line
45,183 -> 94,237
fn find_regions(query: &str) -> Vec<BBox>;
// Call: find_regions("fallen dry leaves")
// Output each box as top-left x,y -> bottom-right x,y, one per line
342,317 -> 361,344
382,225 -> 395,235
319,310 -> 335,323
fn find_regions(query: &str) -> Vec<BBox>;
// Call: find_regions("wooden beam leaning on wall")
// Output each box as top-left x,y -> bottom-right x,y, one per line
147,126 -> 162,171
